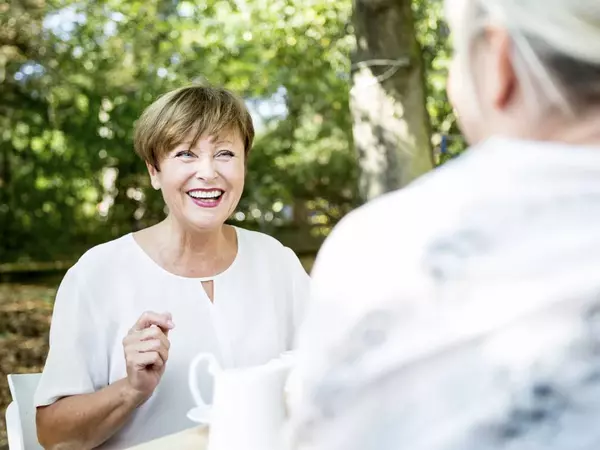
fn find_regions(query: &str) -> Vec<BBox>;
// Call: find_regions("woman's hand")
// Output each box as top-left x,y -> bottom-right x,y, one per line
122,311 -> 175,404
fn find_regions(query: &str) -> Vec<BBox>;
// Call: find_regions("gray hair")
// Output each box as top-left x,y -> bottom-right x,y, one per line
446,0 -> 600,115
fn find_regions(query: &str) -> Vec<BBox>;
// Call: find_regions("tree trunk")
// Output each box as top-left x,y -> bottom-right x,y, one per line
350,0 -> 433,202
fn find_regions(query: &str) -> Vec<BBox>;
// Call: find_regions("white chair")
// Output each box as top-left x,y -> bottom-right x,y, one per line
6,373 -> 43,450
6,401 -> 23,450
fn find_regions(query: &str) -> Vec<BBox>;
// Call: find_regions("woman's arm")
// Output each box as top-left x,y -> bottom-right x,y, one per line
36,311 -> 174,450
36,378 -> 144,450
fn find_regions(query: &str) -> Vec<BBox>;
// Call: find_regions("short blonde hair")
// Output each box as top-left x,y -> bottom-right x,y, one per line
134,85 -> 255,169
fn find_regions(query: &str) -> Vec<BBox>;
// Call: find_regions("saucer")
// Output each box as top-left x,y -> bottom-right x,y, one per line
186,406 -> 212,425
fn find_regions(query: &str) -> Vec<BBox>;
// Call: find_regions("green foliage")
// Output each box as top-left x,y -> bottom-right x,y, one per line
413,0 -> 466,160
1,0 -> 456,263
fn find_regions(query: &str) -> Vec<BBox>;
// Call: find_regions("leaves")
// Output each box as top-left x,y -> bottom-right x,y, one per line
413,0 -> 466,159
1,0 -> 456,263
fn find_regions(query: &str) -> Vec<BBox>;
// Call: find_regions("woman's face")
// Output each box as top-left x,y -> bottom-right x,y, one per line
148,128 -> 246,232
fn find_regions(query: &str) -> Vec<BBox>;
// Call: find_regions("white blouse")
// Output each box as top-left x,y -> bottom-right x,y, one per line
34,226 -> 310,449
290,138 -> 600,450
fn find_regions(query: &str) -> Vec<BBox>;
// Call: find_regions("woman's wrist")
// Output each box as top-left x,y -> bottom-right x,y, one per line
115,378 -> 150,409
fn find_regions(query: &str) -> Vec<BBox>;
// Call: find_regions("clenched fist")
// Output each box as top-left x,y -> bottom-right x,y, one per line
122,311 -> 174,404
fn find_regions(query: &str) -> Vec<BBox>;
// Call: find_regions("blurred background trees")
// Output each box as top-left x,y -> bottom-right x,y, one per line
0,0 -> 462,267
351,0 -> 433,201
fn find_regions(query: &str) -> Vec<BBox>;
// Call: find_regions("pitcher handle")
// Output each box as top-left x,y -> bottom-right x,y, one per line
188,353 -> 220,409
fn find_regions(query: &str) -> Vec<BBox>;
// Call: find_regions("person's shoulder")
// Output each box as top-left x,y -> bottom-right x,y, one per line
326,150 -> 482,250
52,234 -> 135,309
235,226 -> 307,275
235,226 -> 290,254
69,233 -> 135,279
77,233 -> 134,264
312,153 -> 481,288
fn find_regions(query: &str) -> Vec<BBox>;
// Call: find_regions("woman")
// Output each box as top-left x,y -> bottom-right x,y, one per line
34,85 -> 309,449
290,1 -> 600,449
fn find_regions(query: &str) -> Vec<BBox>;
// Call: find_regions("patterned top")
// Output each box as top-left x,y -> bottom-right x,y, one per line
289,137 -> 600,450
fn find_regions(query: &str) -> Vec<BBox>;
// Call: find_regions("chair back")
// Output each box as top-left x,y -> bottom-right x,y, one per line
7,374 -> 43,450
6,401 -> 23,450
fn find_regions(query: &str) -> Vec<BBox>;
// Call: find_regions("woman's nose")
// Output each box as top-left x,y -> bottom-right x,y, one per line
194,156 -> 218,181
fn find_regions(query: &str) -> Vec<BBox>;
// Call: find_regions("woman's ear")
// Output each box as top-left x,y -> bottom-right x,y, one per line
146,162 -> 161,190
490,27 -> 517,110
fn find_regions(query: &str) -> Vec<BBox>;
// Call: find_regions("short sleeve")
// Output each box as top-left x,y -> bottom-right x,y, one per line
34,266 -> 108,407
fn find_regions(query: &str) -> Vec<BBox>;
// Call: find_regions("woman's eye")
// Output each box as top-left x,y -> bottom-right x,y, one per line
216,150 -> 234,158
175,150 -> 195,158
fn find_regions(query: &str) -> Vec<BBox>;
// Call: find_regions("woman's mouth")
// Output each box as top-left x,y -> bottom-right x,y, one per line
187,189 -> 225,208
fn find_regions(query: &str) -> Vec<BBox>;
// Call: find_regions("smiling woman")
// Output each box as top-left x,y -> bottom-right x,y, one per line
33,85 -> 310,450
135,87 -> 251,235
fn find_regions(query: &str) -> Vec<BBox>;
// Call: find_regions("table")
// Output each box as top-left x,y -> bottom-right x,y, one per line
126,426 -> 208,450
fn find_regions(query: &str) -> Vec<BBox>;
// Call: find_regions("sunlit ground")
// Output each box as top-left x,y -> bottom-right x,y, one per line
0,284 -> 56,449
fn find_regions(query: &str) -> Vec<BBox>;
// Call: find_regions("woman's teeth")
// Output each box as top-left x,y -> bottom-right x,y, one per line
188,190 -> 223,199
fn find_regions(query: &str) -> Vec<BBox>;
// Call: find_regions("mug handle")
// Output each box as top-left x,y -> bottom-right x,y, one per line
188,353 -> 220,409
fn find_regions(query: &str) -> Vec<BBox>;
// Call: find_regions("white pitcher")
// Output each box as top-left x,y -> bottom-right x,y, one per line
188,353 -> 293,450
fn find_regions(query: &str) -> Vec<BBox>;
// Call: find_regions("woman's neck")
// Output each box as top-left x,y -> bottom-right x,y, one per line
163,216 -> 227,256
139,217 -> 238,278
534,108 -> 600,147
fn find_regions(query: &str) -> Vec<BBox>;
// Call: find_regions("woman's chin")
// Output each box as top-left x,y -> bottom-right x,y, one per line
168,197 -> 238,231
177,209 -> 229,231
